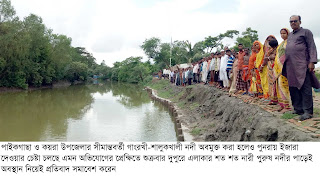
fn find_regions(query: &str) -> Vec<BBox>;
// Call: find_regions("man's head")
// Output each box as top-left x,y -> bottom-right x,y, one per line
244,48 -> 249,55
226,49 -> 231,56
238,43 -> 243,51
233,52 -> 237,59
290,15 -> 301,31
221,50 -> 225,56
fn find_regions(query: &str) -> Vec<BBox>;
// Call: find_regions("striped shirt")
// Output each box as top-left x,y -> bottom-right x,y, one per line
226,55 -> 234,71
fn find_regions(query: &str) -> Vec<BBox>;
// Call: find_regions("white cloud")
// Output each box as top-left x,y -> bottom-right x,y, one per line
10,0 -> 320,67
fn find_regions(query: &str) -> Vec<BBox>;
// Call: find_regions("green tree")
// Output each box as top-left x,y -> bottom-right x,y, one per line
171,40 -> 189,65
23,14 -> 52,86
233,27 -> 259,51
72,47 -> 96,68
140,37 -> 161,59
111,56 -> 152,84
0,1 -> 102,88
66,61 -> 89,82
0,0 -> 16,23
92,63 -> 112,80
0,18 -> 29,88
50,34 -> 73,81
203,30 -> 239,53
156,42 -> 170,68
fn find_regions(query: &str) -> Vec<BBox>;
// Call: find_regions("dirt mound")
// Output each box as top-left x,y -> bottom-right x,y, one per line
150,80 -> 320,141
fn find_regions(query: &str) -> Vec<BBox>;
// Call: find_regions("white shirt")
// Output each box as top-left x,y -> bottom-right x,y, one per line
163,69 -> 171,75
202,61 -> 208,72
193,64 -> 199,73
220,55 -> 228,72
215,58 -> 221,71
209,58 -> 216,71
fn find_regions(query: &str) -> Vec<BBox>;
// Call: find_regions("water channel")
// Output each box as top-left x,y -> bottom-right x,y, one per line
0,82 -> 177,141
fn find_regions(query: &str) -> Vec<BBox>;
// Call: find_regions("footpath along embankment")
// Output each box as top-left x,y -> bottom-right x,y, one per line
147,79 -> 320,141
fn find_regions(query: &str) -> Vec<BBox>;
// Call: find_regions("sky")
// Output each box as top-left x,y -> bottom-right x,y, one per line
10,0 -> 320,67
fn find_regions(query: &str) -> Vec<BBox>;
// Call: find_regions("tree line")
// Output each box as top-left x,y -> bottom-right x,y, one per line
0,0 -> 112,89
140,27 -> 259,71
0,0 -> 260,88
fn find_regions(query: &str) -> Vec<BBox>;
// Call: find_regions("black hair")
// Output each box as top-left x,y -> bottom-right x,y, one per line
290,15 -> 301,21
226,49 -> 231,53
238,43 -> 243,46
269,39 -> 278,48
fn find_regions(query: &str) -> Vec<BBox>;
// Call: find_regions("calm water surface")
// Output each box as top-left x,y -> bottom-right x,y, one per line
0,82 -> 177,141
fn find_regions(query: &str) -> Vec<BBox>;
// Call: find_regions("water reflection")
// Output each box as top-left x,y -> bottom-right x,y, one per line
0,86 -> 93,141
0,82 -> 177,141
108,82 -> 150,108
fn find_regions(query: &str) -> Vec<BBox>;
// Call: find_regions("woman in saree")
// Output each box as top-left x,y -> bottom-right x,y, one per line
241,48 -> 250,95
249,41 -> 264,98
258,35 -> 276,100
264,39 -> 279,106
273,28 -> 291,112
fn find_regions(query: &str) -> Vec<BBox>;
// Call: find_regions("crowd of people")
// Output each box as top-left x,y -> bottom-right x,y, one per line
159,15 -> 319,121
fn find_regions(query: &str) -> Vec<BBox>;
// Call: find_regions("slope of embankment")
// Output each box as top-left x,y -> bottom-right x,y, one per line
148,79 -> 320,141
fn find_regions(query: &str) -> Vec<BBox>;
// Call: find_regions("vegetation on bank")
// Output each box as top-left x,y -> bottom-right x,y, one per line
2,0 -> 319,90
0,0 -> 112,89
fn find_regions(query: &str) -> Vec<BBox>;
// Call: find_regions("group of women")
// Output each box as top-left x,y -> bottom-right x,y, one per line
248,28 -> 291,113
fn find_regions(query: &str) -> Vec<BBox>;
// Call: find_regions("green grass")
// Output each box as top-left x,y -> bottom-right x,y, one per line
314,108 -> 320,117
191,128 -> 202,135
157,88 -> 174,99
190,102 -> 199,110
172,91 -> 185,102
148,80 -> 175,99
281,113 -> 298,119
187,92 -> 195,100
178,101 -> 185,108
148,79 -> 170,90
281,108 -> 320,119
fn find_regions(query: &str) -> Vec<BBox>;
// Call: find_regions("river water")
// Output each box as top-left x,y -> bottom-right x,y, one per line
0,82 -> 177,141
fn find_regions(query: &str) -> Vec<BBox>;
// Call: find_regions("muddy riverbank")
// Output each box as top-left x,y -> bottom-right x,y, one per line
148,79 -> 320,141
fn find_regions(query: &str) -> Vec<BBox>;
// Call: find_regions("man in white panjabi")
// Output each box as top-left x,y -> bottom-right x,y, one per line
219,51 -> 229,88
201,58 -> 208,83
